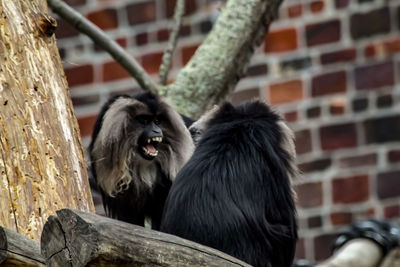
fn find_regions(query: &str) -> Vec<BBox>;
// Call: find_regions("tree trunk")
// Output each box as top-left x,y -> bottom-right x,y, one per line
0,0 -> 94,241
165,0 -> 283,119
41,209 -> 252,267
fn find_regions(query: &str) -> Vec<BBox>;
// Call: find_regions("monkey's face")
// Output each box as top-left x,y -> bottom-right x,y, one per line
90,92 -> 194,197
135,115 -> 163,160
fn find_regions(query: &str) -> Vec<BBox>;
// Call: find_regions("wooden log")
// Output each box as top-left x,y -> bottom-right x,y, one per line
0,226 -> 45,266
41,209 -> 252,267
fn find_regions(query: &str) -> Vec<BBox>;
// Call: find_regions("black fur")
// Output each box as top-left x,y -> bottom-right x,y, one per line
89,92 -> 193,229
161,101 -> 297,267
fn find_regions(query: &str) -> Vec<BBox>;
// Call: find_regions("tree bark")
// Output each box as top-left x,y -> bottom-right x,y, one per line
0,226 -> 45,266
165,0 -> 283,119
0,0 -> 94,241
41,209 -> 251,267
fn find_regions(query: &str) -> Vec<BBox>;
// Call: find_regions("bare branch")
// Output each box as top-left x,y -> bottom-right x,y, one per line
165,0 -> 283,118
47,0 -> 158,94
159,0 -> 185,86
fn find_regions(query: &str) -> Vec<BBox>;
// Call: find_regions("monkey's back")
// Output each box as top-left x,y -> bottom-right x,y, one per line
161,102 -> 297,267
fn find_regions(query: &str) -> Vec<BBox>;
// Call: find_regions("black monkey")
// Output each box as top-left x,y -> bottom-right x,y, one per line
161,101 -> 298,267
89,92 -> 193,229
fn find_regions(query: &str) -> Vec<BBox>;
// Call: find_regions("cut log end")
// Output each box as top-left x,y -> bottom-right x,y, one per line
0,226 -> 45,266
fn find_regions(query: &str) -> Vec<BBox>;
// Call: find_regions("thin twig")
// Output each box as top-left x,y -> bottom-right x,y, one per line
158,0 -> 185,87
47,0 -> 158,94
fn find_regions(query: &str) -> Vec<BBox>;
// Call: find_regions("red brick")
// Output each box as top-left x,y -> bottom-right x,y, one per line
284,111 -> 298,122
246,64 -> 268,77
352,98 -> 368,112
71,95 -> 100,107
295,182 -> 323,208
87,8 -> 118,30
376,95 -> 393,109
281,57 -> 311,72
320,48 -> 356,65
306,106 -> 321,119
78,115 -> 98,137
181,44 -> 200,65
329,98 -> 346,115
384,205 -> 400,219
310,1 -> 324,13
287,4 -> 302,18
264,28 -> 298,53
65,65 -> 94,87
165,0 -> 197,18
306,20 -> 341,47
295,238 -> 306,259
230,88 -> 259,105
314,234 -> 338,261
157,28 -> 170,42
199,20 -> 212,34
366,39 -> 400,58
295,129 -> 312,154
312,71 -> 347,97
330,212 -> 352,226
320,123 -> 357,151
377,171 -> 400,199
299,158 -> 331,173
116,37 -> 127,48
136,32 -> 148,46
355,61 -> 394,90
308,215 -> 322,228
56,19 -> 79,39
364,115 -> 400,144
127,1 -> 156,25
269,80 -> 303,104
339,153 -> 377,168
141,52 -> 163,74
335,0 -> 349,8
110,88 -> 139,97
65,0 -> 86,6
179,25 -> 191,37
388,150 -> 400,163
102,61 -> 130,82
364,45 -> 376,57
351,7 -> 390,40
332,175 -> 369,204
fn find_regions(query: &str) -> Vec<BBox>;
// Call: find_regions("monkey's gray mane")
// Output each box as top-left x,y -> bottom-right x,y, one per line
91,97 -> 194,198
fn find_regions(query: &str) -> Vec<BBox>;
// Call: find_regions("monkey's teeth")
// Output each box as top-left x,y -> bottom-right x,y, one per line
151,137 -> 162,143
142,147 -> 158,157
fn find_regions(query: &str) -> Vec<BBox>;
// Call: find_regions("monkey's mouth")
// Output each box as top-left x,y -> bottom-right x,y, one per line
140,137 -> 163,160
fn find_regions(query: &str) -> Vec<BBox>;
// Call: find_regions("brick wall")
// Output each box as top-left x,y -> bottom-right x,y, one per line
55,0 -> 400,263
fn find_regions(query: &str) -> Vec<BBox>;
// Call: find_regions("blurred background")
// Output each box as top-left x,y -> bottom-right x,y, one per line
54,0 -> 400,263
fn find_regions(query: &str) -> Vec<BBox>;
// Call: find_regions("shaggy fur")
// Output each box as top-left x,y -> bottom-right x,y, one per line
89,92 -> 193,229
161,101 -> 298,267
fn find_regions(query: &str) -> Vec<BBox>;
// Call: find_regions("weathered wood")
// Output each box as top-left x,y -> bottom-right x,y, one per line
0,0 -> 94,240
0,226 -> 45,266
41,209 -> 252,267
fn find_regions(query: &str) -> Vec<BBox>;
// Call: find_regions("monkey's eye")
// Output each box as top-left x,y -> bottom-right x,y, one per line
154,118 -> 160,125
137,115 -> 151,125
